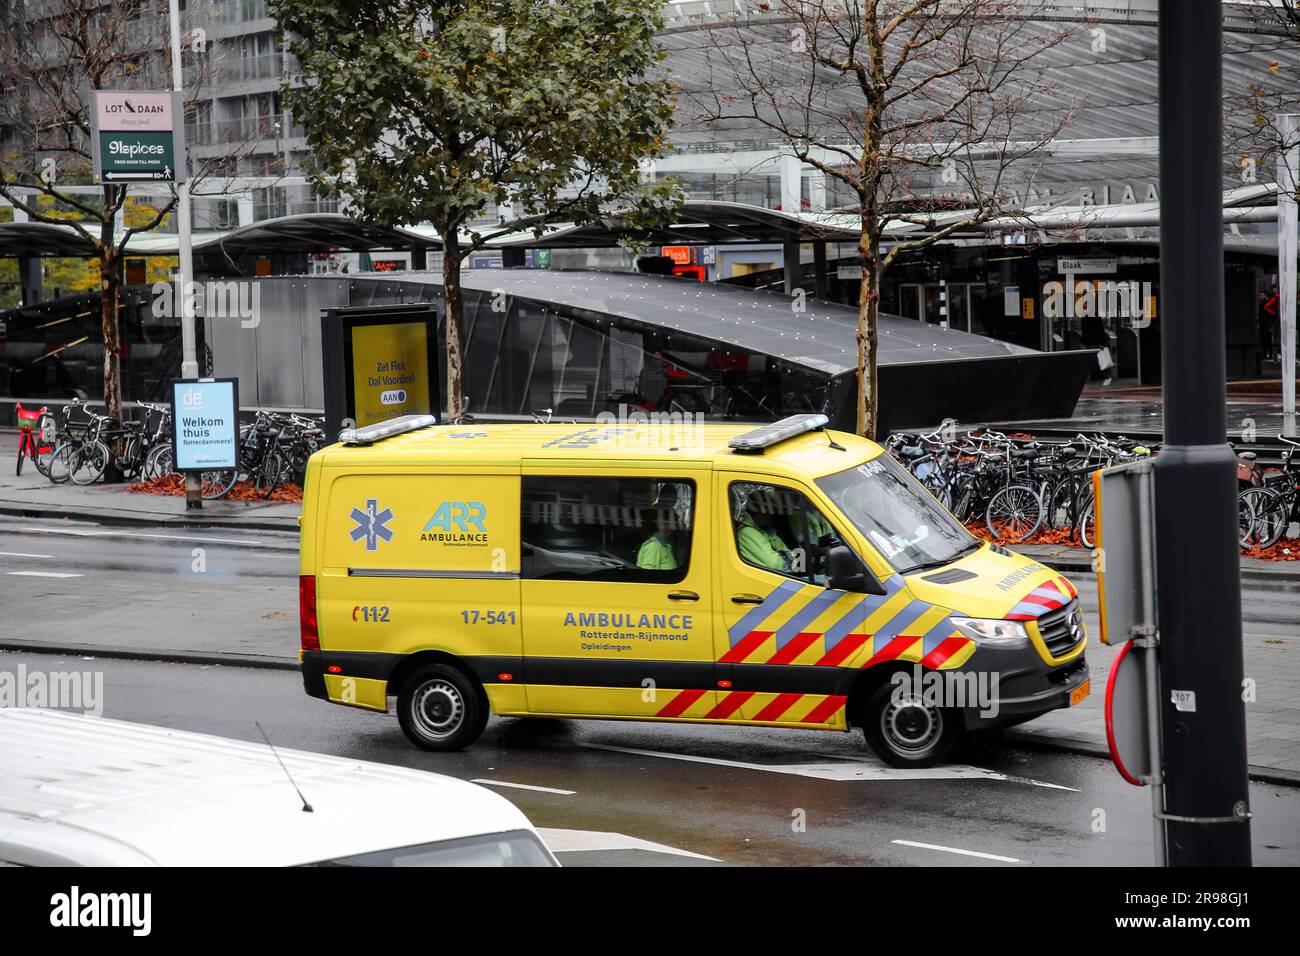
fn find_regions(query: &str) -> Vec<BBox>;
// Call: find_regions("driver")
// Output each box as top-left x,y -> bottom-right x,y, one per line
735,486 -> 796,573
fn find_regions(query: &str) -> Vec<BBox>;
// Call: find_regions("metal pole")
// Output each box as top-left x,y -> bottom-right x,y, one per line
1153,0 -> 1251,865
1278,114 -> 1298,437
169,0 -> 201,509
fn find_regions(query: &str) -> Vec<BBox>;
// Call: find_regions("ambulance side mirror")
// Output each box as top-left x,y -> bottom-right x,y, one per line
826,545 -> 886,595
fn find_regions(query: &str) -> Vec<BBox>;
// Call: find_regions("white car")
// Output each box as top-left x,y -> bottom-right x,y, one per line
0,709 -> 558,867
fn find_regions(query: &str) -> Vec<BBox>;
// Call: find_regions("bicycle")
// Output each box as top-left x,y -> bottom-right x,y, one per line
1238,435 -> 1300,549
14,403 -> 53,477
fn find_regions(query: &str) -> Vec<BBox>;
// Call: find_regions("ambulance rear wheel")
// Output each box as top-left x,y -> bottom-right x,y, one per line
861,683 -> 961,768
397,664 -> 488,751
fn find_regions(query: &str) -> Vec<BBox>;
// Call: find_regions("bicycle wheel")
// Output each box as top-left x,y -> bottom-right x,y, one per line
1046,479 -> 1078,529
14,436 -> 26,477
1239,488 -> 1287,549
1079,499 -> 1096,549
33,440 -> 54,478
254,448 -> 285,499
985,485 -> 1044,543
70,440 -> 109,485
201,470 -> 239,500
47,442 -> 77,484
143,443 -> 176,480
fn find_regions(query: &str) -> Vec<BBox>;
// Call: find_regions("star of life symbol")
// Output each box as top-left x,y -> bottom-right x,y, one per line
350,499 -> 394,551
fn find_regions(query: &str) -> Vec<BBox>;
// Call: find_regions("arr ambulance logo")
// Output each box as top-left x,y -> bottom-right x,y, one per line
350,499 -> 394,551
421,501 -> 488,545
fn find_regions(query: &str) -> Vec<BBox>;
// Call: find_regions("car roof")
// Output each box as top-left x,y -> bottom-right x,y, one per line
0,709 -> 539,866
316,421 -> 882,479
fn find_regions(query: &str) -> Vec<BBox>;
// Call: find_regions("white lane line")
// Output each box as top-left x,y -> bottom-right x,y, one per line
0,551 -> 53,559
20,527 -> 263,546
583,743 -> 1076,788
892,839 -> 1022,864
537,828 -> 719,862
470,779 -> 576,795
6,571 -> 81,579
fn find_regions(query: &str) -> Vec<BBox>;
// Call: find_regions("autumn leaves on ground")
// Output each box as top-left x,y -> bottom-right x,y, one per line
127,474 -> 304,503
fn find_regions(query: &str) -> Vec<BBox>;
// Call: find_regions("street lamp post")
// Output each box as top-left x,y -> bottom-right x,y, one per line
169,0 -> 201,510
1153,0 -> 1252,865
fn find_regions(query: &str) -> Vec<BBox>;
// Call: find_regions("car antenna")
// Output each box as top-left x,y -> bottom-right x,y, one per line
256,720 -> 314,813
822,428 -> 847,452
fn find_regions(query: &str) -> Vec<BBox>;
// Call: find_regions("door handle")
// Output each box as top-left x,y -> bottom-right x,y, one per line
668,590 -> 699,601
731,593 -> 764,605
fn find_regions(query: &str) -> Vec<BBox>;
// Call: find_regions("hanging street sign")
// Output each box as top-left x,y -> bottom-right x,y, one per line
90,91 -> 187,184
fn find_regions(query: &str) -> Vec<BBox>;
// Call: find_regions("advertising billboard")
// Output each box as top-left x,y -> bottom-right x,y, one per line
170,378 -> 239,472
321,303 -> 441,440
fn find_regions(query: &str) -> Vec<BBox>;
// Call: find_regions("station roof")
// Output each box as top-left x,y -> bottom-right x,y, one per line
0,183 -> 1284,261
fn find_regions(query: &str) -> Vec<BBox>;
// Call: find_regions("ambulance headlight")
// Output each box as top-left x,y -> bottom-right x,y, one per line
951,617 -> 1029,646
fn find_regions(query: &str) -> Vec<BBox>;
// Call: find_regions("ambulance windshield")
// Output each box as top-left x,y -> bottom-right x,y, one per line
816,454 -> 978,574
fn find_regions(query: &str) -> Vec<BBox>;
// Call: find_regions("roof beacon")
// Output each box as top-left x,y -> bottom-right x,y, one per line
728,414 -> 830,453
339,414 -> 438,446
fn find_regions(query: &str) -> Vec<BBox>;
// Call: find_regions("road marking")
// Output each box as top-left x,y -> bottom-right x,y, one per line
892,839 -> 1021,864
20,527 -> 264,547
0,551 -> 52,558
537,828 -> 719,862
6,571 -> 81,579
471,779 -> 576,795
584,743 -> 1076,789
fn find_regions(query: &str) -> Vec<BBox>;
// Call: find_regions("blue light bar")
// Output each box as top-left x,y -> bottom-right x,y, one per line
728,414 -> 830,453
339,414 -> 438,445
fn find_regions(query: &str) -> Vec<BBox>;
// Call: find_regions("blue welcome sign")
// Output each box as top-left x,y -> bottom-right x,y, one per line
170,378 -> 239,472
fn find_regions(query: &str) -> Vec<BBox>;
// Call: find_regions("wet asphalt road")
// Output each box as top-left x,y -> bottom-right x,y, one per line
3,650 -> 1298,867
0,515 -> 1297,866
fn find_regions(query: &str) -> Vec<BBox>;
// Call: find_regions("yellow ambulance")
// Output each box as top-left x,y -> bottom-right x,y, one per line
299,414 -> 1089,767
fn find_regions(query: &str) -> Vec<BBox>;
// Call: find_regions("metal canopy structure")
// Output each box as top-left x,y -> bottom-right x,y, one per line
450,268 -> 1033,376
333,269 -> 1094,431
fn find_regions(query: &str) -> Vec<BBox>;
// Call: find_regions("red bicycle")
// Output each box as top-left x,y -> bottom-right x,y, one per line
15,403 -> 54,477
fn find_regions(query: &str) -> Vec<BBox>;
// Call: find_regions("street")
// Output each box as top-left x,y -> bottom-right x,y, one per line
1,515 -> 1297,867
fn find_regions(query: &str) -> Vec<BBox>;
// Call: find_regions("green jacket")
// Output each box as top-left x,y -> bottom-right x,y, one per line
737,513 -> 792,572
789,508 -> 832,544
637,534 -> 678,570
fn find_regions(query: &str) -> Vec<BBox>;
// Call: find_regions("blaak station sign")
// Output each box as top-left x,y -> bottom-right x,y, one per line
90,91 -> 187,184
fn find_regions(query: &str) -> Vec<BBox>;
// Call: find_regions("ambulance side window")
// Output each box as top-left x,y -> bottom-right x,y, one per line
521,476 -> 695,583
729,481 -> 842,584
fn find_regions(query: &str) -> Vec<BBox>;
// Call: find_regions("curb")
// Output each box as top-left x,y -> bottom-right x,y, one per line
1005,729 -> 1300,789
0,501 -> 300,534
4,641 -> 1297,789
0,640 -> 298,672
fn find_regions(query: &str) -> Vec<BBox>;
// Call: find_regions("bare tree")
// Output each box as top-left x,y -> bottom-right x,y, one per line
686,0 -> 1076,437
1225,1 -> 1300,195
0,0 -> 258,461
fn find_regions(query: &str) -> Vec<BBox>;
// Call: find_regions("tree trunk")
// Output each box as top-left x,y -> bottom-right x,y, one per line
440,231 -> 465,421
99,198 -> 125,481
856,224 -> 880,439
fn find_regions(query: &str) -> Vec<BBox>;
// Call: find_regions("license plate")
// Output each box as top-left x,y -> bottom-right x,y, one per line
1070,679 -> 1091,706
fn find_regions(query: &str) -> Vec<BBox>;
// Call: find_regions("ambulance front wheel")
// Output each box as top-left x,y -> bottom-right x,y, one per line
397,664 -> 489,751
861,682 -> 962,768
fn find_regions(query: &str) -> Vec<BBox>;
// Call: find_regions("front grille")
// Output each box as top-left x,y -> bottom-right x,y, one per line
1037,601 -> 1084,657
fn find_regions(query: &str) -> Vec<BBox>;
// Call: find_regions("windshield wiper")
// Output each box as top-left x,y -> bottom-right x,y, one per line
898,540 -> 981,576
